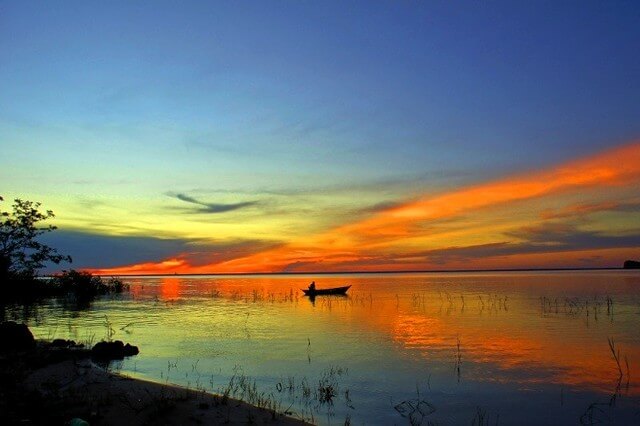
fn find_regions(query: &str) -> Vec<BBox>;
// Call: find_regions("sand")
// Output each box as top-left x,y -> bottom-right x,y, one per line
1,347 -> 309,425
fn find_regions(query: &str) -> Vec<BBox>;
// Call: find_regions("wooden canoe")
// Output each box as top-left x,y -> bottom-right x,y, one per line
302,285 -> 351,296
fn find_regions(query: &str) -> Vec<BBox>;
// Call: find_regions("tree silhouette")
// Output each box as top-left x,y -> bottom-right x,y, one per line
0,196 -> 72,282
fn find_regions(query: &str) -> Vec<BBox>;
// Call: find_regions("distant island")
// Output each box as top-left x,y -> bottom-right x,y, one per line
623,260 -> 640,269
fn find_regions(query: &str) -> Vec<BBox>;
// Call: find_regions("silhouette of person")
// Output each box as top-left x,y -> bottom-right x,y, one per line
308,281 -> 316,292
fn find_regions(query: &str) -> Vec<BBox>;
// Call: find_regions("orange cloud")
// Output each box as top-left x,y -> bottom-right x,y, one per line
339,141 -> 640,237
90,257 -> 192,275
90,142 -> 640,274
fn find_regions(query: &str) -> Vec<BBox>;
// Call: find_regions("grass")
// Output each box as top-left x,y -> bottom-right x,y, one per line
539,294 -> 616,325
102,315 -> 116,341
607,337 -> 624,379
471,406 -> 500,426
215,367 -> 285,420
579,337 -> 633,424
198,364 -> 353,423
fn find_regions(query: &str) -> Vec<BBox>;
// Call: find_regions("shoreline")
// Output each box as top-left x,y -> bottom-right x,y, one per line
1,341 -> 309,425
79,266 -> 636,278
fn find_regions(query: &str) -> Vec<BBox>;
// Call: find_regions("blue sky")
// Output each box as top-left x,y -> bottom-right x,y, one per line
1,1 -> 639,271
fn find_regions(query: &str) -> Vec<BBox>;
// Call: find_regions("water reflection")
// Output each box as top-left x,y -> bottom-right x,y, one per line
305,294 -> 349,306
12,271 -> 640,424
160,277 -> 180,300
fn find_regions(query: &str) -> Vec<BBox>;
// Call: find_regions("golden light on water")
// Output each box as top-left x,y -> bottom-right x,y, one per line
111,272 -> 640,397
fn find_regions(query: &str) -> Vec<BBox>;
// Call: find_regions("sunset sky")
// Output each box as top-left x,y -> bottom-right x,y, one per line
1,1 -> 639,273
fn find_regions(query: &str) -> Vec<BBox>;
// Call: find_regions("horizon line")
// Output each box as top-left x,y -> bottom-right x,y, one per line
78,266 -> 638,277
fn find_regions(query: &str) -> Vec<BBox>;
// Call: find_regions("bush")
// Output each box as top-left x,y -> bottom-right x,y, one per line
51,270 -> 129,301
0,274 -> 55,303
1,270 -> 128,305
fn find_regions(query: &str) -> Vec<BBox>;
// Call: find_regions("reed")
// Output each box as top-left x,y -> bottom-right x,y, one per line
607,337 -> 623,379
540,294 -> 615,325
471,406 -> 491,426
343,413 -> 351,425
119,322 -> 134,333
206,364 -> 353,423
455,335 -> 462,382
624,355 -> 630,387
102,315 -> 115,341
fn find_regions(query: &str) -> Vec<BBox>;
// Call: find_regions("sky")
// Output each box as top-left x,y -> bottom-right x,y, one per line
1,1 -> 639,273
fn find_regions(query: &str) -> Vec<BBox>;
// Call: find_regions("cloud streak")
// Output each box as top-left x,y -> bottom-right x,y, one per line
168,192 -> 259,214
540,200 -> 640,220
208,142 -> 640,272
94,142 -> 640,274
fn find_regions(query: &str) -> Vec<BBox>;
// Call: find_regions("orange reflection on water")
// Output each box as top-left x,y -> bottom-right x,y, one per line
160,277 -> 180,300
287,274 -> 640,396
122,272 -> 640,397
389,308 -> 637,394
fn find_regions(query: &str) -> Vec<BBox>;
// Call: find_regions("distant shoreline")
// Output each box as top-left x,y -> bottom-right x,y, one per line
83,266 -> 636,278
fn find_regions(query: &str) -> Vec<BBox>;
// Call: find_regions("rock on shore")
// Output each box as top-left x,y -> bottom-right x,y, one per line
0,321 -> 308,425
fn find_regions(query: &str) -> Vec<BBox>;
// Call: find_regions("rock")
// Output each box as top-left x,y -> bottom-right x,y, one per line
50,338 -> 79,348
623,260 -> 640,269
0,321 -> 35,353
91,340 -> 139,360
123,343 -> 139,356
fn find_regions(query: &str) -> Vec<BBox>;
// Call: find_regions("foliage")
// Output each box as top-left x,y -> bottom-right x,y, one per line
51,270 -> 128,301
0,197 -> 130,305
1,269 -> 129,305
0,196 -> 72,281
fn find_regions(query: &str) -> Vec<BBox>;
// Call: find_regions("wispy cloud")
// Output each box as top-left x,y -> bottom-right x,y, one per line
506,222 -> 640,247
422,229 -> 640,265
206,142 -> 640,272
540,200 -> 640,220
167,192 -> 259,214
95,142 -> 640,274
335,142 -> 640,240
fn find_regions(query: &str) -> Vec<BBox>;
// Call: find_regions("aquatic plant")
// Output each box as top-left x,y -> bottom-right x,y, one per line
471,406 -> 494,426
607,337 -> 623,379
540,294 -> 615,324
51,270 -> 129,303
102,315 -> 115,341
455,335 -> 462,382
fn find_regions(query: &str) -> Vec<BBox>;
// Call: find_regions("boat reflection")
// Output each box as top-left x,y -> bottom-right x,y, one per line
306,293 -> 349,306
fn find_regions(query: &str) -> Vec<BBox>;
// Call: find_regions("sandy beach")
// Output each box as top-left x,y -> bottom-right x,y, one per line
1,342 -> 308,425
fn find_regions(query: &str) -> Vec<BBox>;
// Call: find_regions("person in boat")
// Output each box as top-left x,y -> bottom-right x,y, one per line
308,281 -> 316,292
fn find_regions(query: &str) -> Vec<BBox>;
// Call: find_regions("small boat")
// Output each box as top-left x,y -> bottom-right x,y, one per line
302,285 -> 351,296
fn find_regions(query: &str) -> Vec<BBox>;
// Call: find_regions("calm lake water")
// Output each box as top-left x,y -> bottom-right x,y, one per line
8,271 -> 640,425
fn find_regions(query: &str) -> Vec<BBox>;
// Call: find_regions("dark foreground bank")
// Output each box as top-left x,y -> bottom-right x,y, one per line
0,323 -> 308,425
